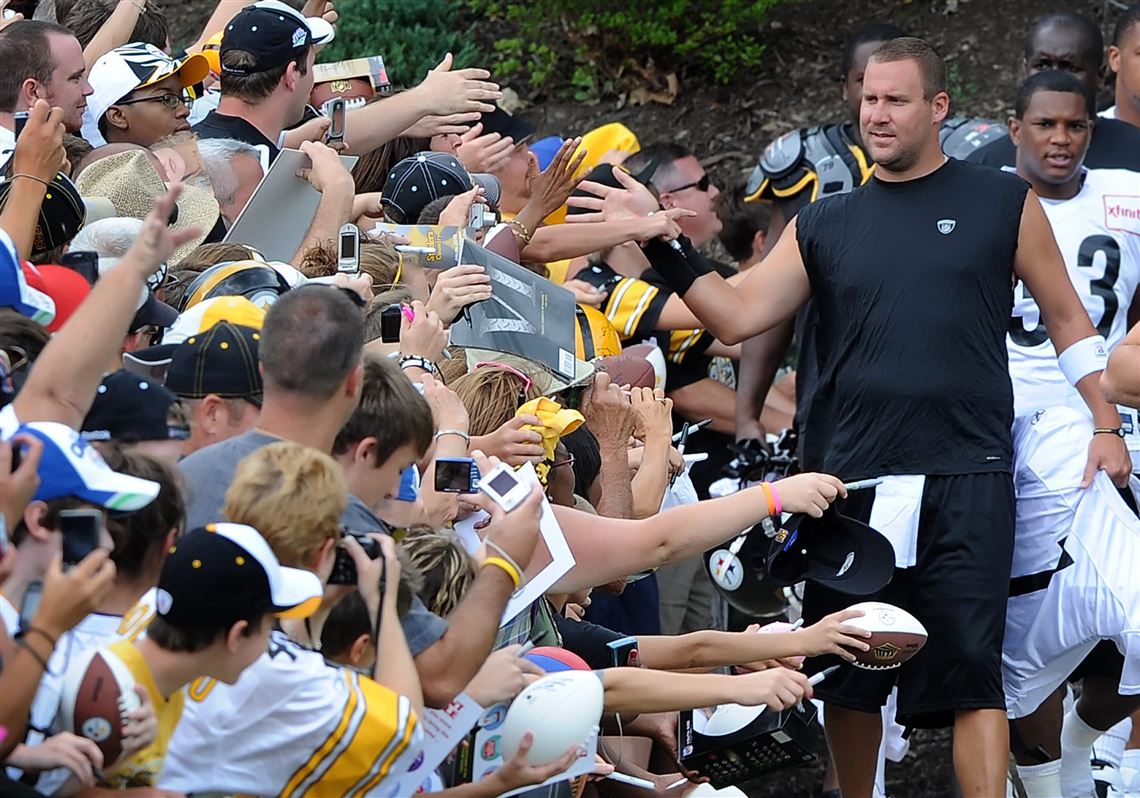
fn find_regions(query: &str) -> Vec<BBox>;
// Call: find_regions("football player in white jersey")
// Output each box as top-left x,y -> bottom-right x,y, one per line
1005,71 -> 1140,797
1004,407 -> 1140,798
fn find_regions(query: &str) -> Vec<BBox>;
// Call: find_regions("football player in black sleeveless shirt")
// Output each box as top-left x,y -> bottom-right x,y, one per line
647,38 -> 1131,798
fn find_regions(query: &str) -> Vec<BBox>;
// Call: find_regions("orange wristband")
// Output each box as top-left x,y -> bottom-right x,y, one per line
761,482 -> 778,517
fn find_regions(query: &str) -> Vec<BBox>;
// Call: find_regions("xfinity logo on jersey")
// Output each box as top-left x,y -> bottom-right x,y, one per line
1104,196 -> 1140,237
937,219 -> 957,235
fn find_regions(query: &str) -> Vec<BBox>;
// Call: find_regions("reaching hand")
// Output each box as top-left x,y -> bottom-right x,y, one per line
465,451 -> 544,570
34,550 -> 116,638
117,184 -> 202,282
281,115 -> 333,151
403,111 -> 482,140
770,472 -> 846,518
398,299 -> 448,360
562,279 -> 605,308
437,186 -> 485,229
6,732 -> 102,788
419,373 -> 469,434
416,54 -> 501,116
464,644 -> 544,706
119,685 -> 158,761
425,263 -> 493,323
472,416 -> 545,466
564,165 -> 660,221
737,667 -> 813,711
297,140 -> 353,194
523,136 -> 587,220
581,372 -> 635,449
456,122 -> 516,175
1,432 -> 42,534
628,387 -> 672,443
800,609 -> 872,661
487,733 -> 584,792
11,100 -> 66,184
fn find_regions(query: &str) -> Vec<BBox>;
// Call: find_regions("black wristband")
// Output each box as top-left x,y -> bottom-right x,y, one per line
643,236 -> 712,296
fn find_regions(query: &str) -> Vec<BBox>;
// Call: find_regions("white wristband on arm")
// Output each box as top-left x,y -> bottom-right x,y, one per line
1058,335 -> 1109,387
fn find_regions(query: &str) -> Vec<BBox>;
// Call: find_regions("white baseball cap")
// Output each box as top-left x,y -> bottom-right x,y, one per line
81,43 -> 210,146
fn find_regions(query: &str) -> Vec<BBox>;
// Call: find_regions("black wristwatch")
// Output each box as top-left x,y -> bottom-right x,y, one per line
1093,427 -> 1125,438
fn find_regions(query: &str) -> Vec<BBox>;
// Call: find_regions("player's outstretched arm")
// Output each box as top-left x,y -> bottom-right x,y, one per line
1016,192 -> 1131,485
547,473 -> 845,593
600,666 -> 812,714
644,215 -> 811,345
1103,321 -> 1140,408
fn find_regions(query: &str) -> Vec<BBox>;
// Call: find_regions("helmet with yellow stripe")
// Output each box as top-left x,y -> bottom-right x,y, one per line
574,305 -> 621,361
182,261 -> 292,312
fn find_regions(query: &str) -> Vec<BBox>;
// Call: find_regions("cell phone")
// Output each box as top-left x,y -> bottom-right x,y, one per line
434,457 -> 479,494
478,463 -> 533,512
13,111 -> 29,141
60,250 -> 99,285
58,509 -> 103,567
5,0 -> 38,18
379,303 -> 402,343
328,528 -> 382,586
467,203 -> 496,231
607,636 -> 640,668
323,97 -> 346,145
337,223 -> 360,275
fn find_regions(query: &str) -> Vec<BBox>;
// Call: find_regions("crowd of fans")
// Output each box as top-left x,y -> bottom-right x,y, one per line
0,0 -> 1139,796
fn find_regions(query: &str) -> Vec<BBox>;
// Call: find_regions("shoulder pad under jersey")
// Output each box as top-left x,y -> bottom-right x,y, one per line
940,117 -> 1009,160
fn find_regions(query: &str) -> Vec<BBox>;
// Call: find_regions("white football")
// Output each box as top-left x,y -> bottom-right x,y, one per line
500,670 -> 603,765
702,702 -> 767,736
843,601 -> 928,670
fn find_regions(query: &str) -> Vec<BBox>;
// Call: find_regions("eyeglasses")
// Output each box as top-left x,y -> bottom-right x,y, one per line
116,93 -> 191,110
551,454 -> 575,470
663,173 -> 711,194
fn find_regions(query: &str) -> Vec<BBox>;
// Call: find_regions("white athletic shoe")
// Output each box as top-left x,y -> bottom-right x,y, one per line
1105,765 -> 1140,797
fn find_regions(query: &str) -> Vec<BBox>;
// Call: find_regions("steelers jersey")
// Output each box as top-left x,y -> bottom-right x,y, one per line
159,629 -> 420,797
1006,169 -> 1140,430
1003,471 -> 1140,719
576,262 -> 713,366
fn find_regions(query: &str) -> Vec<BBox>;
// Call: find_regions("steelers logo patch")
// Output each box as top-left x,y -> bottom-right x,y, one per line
709,549 -> 744,591
82,716 -> 112,743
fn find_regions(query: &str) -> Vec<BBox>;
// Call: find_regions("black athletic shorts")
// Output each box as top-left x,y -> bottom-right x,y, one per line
802,472 -> 1015,729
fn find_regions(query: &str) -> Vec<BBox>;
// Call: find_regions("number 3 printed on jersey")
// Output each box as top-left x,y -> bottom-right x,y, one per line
1010,235 -> 1122,347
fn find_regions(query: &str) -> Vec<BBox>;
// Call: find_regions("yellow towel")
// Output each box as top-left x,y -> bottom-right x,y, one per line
516,397 -> 584,483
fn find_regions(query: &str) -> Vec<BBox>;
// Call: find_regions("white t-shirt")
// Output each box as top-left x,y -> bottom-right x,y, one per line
0,593 -> 18,635
1101,105 -> 1118,120
160,629 -> 422,797
1007,168 -> 1140,432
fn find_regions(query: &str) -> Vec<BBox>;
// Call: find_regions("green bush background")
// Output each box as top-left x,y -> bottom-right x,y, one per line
318,0 -> 785,94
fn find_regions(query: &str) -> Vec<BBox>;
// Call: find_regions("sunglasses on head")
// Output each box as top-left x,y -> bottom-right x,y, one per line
474,361 -> 533,405
665,173 -> 711,194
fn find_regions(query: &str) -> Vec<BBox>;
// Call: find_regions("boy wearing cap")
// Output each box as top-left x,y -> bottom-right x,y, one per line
1,421 -> 160,631
65,520 -> 323,789
81,370 -> 190,464
160,442 -> 422,797
164,320 -> 263,456
81,43 -> 210,148
192,0 -> 334,166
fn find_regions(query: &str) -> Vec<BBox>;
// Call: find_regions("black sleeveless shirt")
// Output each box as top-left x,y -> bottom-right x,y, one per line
795,157 -> 1029,478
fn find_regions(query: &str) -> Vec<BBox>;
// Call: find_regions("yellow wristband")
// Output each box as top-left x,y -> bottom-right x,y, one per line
483,556 -> 521,589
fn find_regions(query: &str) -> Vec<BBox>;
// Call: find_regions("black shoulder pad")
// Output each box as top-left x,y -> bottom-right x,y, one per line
940,117 -> 1009,160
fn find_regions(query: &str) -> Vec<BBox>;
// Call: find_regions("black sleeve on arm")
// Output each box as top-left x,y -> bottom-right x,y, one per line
641,236 -> 714,296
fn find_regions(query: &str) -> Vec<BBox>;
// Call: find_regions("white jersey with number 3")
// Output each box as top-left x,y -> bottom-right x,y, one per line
1007,169 -> 1140,434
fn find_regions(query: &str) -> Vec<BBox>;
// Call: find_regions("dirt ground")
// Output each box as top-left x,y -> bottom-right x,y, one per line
161,1 -> 1120,794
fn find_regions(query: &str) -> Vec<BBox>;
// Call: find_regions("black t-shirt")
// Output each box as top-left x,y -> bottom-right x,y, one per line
966,117 -> 1140,172
192,110 -> 280,168
796,157 -> 1028,478
554,613 -> 627,670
